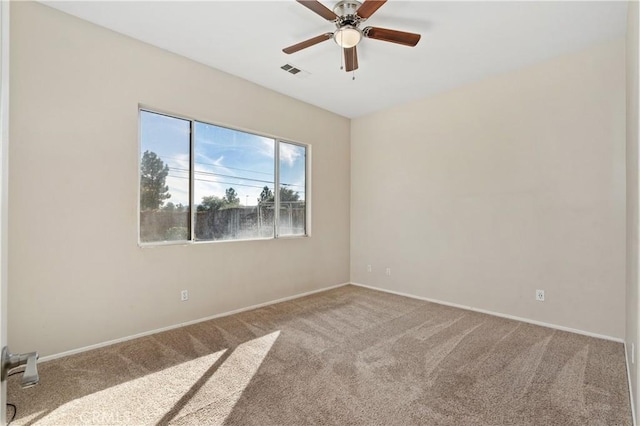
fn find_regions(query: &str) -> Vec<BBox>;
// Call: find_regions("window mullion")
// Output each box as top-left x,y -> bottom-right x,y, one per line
189,120 -> 195,241
274,140 -> 280,238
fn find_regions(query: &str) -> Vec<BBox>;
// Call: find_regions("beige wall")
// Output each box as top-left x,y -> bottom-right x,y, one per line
351,39 -> 626,339
626,0 -> 640,416
8,2 -> 350,357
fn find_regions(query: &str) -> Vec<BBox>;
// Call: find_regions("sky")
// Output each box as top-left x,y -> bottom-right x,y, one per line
140,110 -> 306,208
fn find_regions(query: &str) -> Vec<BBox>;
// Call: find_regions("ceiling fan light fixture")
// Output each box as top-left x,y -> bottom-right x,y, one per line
334,26 -> 362,48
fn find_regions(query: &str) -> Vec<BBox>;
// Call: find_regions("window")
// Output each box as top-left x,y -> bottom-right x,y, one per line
278,142 -> 307,236
139,110 -> 308,244
139,112 -> 191,243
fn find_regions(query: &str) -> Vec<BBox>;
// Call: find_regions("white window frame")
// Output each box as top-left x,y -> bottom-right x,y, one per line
138,107 -> 311,246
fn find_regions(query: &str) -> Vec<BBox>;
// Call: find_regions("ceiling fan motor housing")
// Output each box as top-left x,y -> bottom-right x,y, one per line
333,1 -> 362,24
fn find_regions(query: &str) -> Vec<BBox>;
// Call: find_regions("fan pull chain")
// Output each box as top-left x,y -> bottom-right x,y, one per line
340,47 -> 344,70
352,48 -> 356,80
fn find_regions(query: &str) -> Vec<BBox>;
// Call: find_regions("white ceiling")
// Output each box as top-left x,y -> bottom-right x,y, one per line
42,1 -> 628,118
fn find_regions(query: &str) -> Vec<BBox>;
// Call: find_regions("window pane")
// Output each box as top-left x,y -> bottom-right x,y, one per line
279,142 -> 306,236
139,111 -> 191,243
193,122 -> 275,241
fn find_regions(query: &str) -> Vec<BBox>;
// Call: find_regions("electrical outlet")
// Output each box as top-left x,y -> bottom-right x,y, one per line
535,289 -> 544,302
386,267 -> 391,276
367,264 -> 372,273
181,290 -> 189,301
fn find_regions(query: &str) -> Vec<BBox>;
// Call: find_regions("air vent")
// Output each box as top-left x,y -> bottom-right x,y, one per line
280,64 -> 311,79
281,63 -> 301,74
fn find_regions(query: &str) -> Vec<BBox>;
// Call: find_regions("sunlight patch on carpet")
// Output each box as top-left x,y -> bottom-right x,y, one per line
35,349 -> 228,425
31,332 -> 279,425
171,330 -> 280,424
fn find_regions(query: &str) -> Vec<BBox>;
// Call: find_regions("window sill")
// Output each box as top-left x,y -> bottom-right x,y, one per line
138,234 -> 309,248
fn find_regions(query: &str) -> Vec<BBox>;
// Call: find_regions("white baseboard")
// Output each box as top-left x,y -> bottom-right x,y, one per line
350,282 -> 624,343
40,282 -> 350,363
625,342 -> 637,426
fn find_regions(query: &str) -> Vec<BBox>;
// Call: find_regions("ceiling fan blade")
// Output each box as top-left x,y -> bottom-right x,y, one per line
283,33 -> 333,54
296,0 -> 338,21
363,26 -> 421,47
356,0 -> 387,19
344,46 -> 358,72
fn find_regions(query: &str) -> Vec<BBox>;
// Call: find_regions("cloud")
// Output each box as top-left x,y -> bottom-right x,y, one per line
257,139 -> 275,159
196,151 -> 227,171
279,143 -> 302,168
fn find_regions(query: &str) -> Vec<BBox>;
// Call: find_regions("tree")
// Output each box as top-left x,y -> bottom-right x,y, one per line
257,186 -> 299,203
224,187 -> 240,206
258,186 -> 274,203
198,195 -> 224,212
198,188 -> 241,212
140,150 -> 171,210
280,186 -> 300,202
163,202 -> 187,212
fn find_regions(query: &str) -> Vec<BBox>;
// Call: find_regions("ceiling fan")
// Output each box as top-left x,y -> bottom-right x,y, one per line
283,0 -> 421,73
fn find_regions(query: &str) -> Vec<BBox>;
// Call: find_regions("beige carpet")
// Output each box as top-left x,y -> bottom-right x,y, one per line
7,285 -> 632,425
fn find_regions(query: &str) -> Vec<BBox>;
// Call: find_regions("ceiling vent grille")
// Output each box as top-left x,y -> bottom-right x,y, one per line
281,64 -> 310,78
